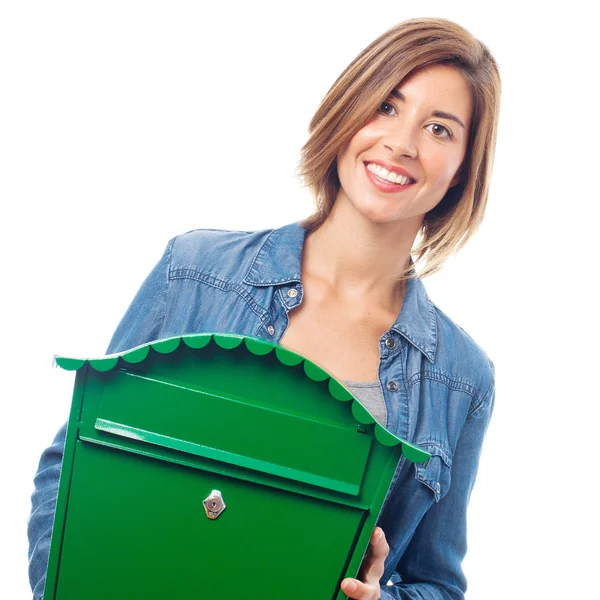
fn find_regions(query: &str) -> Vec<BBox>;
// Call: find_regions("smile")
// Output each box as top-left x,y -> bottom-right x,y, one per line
364,163 -> 416,193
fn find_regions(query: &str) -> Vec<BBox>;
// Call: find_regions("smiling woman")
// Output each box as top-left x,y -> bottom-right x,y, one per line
298,18 -> 500,280
28,16 -> 501,600
337,64 -> 473,231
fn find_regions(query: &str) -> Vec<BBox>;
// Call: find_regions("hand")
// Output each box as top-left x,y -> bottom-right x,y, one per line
341,527 -> 389,599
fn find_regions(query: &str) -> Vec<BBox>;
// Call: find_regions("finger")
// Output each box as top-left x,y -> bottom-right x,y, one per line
359,528 -> 390,583
370,527 -> 390,560
341,578 -> 376,599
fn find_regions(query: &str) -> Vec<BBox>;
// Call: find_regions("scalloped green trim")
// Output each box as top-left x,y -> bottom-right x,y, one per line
121,345 -> 150,364
400,440 -> 431,463
351,400 -> 375,425
374,425 -> 401,447
213,334 -> 244,350
54,357 -> 86,371
275,346 -> 303,366
152,338 -> 181,354
89,357 -> 119,372
304,360 -> 329,382
52,333 -> 430,461
244,338 -> 274,356
328,379 -> 353,402
183,334 -> 212,349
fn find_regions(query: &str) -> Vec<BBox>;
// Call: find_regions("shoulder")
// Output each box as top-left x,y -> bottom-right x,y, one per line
166,226 -> 276,281
430,300 -> 495,410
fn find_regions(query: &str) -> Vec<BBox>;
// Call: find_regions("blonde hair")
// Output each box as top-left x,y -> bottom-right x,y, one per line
296,17 -> 501,279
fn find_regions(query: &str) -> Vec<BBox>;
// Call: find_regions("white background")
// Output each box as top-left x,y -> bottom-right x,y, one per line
1,1 -> 598,598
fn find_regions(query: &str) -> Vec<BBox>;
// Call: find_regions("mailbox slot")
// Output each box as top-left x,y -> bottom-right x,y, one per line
91,370 -> 372,496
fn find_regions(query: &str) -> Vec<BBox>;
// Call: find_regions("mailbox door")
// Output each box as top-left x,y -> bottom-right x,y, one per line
55,440 -> 365,600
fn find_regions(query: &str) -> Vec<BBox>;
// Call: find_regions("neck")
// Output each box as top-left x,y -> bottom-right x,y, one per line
302,198 -> 422,310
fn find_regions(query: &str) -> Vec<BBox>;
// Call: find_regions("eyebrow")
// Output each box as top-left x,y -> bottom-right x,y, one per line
390,89 -> 466,129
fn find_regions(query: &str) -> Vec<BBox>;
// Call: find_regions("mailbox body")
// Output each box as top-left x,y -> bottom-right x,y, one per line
45,334 -> 428,600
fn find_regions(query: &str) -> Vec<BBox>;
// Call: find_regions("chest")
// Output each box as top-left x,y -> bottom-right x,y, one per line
279,296 -> 392,382
162,271 -> 466,458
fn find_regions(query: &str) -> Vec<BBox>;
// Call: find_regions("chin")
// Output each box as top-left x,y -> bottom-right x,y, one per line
354,200 -> 402,225
358,210 -> 401,226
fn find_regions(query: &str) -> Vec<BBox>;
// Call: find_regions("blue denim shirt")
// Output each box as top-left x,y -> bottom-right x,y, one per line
28,221 -> 495,600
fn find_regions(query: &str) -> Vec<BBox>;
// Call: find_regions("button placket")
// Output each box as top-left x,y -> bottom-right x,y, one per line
380,336 -> 409,441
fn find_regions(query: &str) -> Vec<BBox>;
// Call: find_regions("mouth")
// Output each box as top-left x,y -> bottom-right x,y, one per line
364,162 -> 416,193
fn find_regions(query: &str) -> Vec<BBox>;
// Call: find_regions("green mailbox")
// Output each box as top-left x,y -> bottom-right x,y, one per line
46,333 -> 429,600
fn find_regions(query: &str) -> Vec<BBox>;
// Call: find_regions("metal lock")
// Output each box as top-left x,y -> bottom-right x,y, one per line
203,489 -> 226,520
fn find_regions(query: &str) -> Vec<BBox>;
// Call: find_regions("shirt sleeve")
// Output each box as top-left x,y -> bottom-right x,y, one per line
378,362 -> 496,600
105,236 -> 175,354
27,238 -> 174,599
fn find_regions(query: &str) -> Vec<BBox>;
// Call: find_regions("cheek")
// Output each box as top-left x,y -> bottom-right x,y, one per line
424,151 -> 464,185
341,124 -> 381,161
337,138 -> 365,179
336,148 -> 353,184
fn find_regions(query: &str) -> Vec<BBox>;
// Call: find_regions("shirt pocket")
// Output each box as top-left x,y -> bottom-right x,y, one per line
413,445 -> 452,503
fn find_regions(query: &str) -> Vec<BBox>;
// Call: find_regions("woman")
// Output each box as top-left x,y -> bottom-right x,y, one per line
28,17 -> 500,600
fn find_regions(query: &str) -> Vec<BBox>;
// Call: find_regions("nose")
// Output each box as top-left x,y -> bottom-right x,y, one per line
383,122 -> 418,159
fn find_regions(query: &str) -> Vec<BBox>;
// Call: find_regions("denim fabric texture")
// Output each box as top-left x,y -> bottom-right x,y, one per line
28,221 -> 495,600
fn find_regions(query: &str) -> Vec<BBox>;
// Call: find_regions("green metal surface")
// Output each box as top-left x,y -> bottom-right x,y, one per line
54,333 -> 425,455
47,333 -> 430,600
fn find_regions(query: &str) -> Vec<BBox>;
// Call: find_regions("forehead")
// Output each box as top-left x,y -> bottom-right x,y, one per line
393,64 -> 472,123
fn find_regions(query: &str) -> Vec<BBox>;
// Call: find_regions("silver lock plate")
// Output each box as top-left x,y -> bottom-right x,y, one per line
203,489 -> 226,520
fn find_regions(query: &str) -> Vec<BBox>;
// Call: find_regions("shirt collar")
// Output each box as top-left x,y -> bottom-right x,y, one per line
244,221 -> 437,362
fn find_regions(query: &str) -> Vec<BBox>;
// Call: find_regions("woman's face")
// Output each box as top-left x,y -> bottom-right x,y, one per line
336,64 -> 473,227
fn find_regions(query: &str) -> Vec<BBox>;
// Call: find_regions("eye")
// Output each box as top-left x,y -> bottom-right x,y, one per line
426,123 -> 453,139
377,101 -> 397,117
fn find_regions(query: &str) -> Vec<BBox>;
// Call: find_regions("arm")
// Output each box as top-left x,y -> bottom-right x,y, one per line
27,238 -> 174,599
379,366 -> 496,600
27,423 -> 67,600
339,371 -> 495,600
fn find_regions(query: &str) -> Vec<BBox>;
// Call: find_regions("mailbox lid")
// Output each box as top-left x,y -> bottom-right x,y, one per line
57,334 -> 430,463
89,367 -> 373,496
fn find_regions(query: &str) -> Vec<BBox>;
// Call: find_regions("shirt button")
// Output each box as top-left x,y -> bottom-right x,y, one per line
267,325 -> 275,336
385,337 -> 396,349
436,482 -> 441,495
287,288 -> 298,298
386,381 -> 398,392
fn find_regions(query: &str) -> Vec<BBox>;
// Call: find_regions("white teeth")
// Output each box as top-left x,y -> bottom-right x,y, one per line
366,162 -> 412,185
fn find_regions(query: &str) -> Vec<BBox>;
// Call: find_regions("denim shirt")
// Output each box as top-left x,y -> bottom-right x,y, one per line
28,222 -> 495,600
